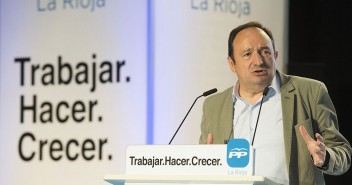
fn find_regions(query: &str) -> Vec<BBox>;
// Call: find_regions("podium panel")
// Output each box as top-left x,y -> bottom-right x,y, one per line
104,144 -> 280,185
125,144 -> 253,175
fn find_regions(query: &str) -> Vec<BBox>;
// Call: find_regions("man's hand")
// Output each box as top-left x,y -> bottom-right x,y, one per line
299,125 -> 326,167
207,133 -> 213,144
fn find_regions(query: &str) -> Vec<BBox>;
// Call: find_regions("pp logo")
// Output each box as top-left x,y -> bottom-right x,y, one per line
226,138 -> 250,167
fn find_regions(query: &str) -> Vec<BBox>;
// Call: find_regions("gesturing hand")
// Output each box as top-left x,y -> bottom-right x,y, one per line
299,125 -> 326,167
207,133 -> 213,144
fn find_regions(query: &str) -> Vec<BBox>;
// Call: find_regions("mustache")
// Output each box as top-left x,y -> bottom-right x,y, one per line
252,62 -> 270,70
251,67 -> 268,71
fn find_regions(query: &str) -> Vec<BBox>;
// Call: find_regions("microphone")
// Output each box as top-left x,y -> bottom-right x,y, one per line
224,86 -> 270,144
251,86 -> 270,146
168,88 -> 217,144
202,88 -> 217,96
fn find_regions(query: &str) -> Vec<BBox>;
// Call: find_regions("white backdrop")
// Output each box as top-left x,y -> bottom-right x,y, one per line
153,0 -> 288,144
0,0 -> 288,185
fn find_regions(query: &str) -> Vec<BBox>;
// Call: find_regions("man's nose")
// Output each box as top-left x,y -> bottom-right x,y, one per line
252,52 -> 264,65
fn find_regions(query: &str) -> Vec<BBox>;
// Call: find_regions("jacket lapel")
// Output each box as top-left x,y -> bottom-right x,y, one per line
220,88 -> 234,142
279,71 -> 296,176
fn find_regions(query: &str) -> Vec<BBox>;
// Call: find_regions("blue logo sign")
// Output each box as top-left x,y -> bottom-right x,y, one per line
226,138 -> 250,167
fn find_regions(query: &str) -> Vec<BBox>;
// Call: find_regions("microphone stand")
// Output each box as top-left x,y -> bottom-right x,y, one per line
168,88 -> 217,144
251,87 -> 270,146
168,95 -> 203,145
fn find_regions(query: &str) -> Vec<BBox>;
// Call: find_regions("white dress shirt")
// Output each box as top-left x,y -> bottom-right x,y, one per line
232,74 -> 289,184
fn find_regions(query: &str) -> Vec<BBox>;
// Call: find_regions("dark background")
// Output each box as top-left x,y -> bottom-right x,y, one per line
288,0 -> 352,183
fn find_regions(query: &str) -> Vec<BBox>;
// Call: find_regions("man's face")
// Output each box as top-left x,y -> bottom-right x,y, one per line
228,27 -> 278,90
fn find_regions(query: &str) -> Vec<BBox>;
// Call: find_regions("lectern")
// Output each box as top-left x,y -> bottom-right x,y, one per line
104,144 -> 280,185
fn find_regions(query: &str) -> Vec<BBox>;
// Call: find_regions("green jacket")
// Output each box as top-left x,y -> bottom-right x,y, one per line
199,71 -> 351,185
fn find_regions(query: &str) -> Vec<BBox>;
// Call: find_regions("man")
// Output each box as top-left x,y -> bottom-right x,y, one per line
199,21 -> 351,185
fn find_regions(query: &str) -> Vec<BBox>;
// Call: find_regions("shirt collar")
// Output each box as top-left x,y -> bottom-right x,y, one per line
232,72 -> 280,103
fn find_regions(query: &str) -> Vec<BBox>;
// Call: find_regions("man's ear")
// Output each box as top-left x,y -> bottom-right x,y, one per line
274,50 -> 279,60
227,56 -> 236,73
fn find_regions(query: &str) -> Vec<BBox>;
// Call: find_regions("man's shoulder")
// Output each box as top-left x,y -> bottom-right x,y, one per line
204,87 -> 232,103
279,72 -> 330,98
202,87 -> 233,113
279,72 -> 326,90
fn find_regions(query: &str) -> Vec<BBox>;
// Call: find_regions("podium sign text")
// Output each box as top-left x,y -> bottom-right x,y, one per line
125,143 -> 254,176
